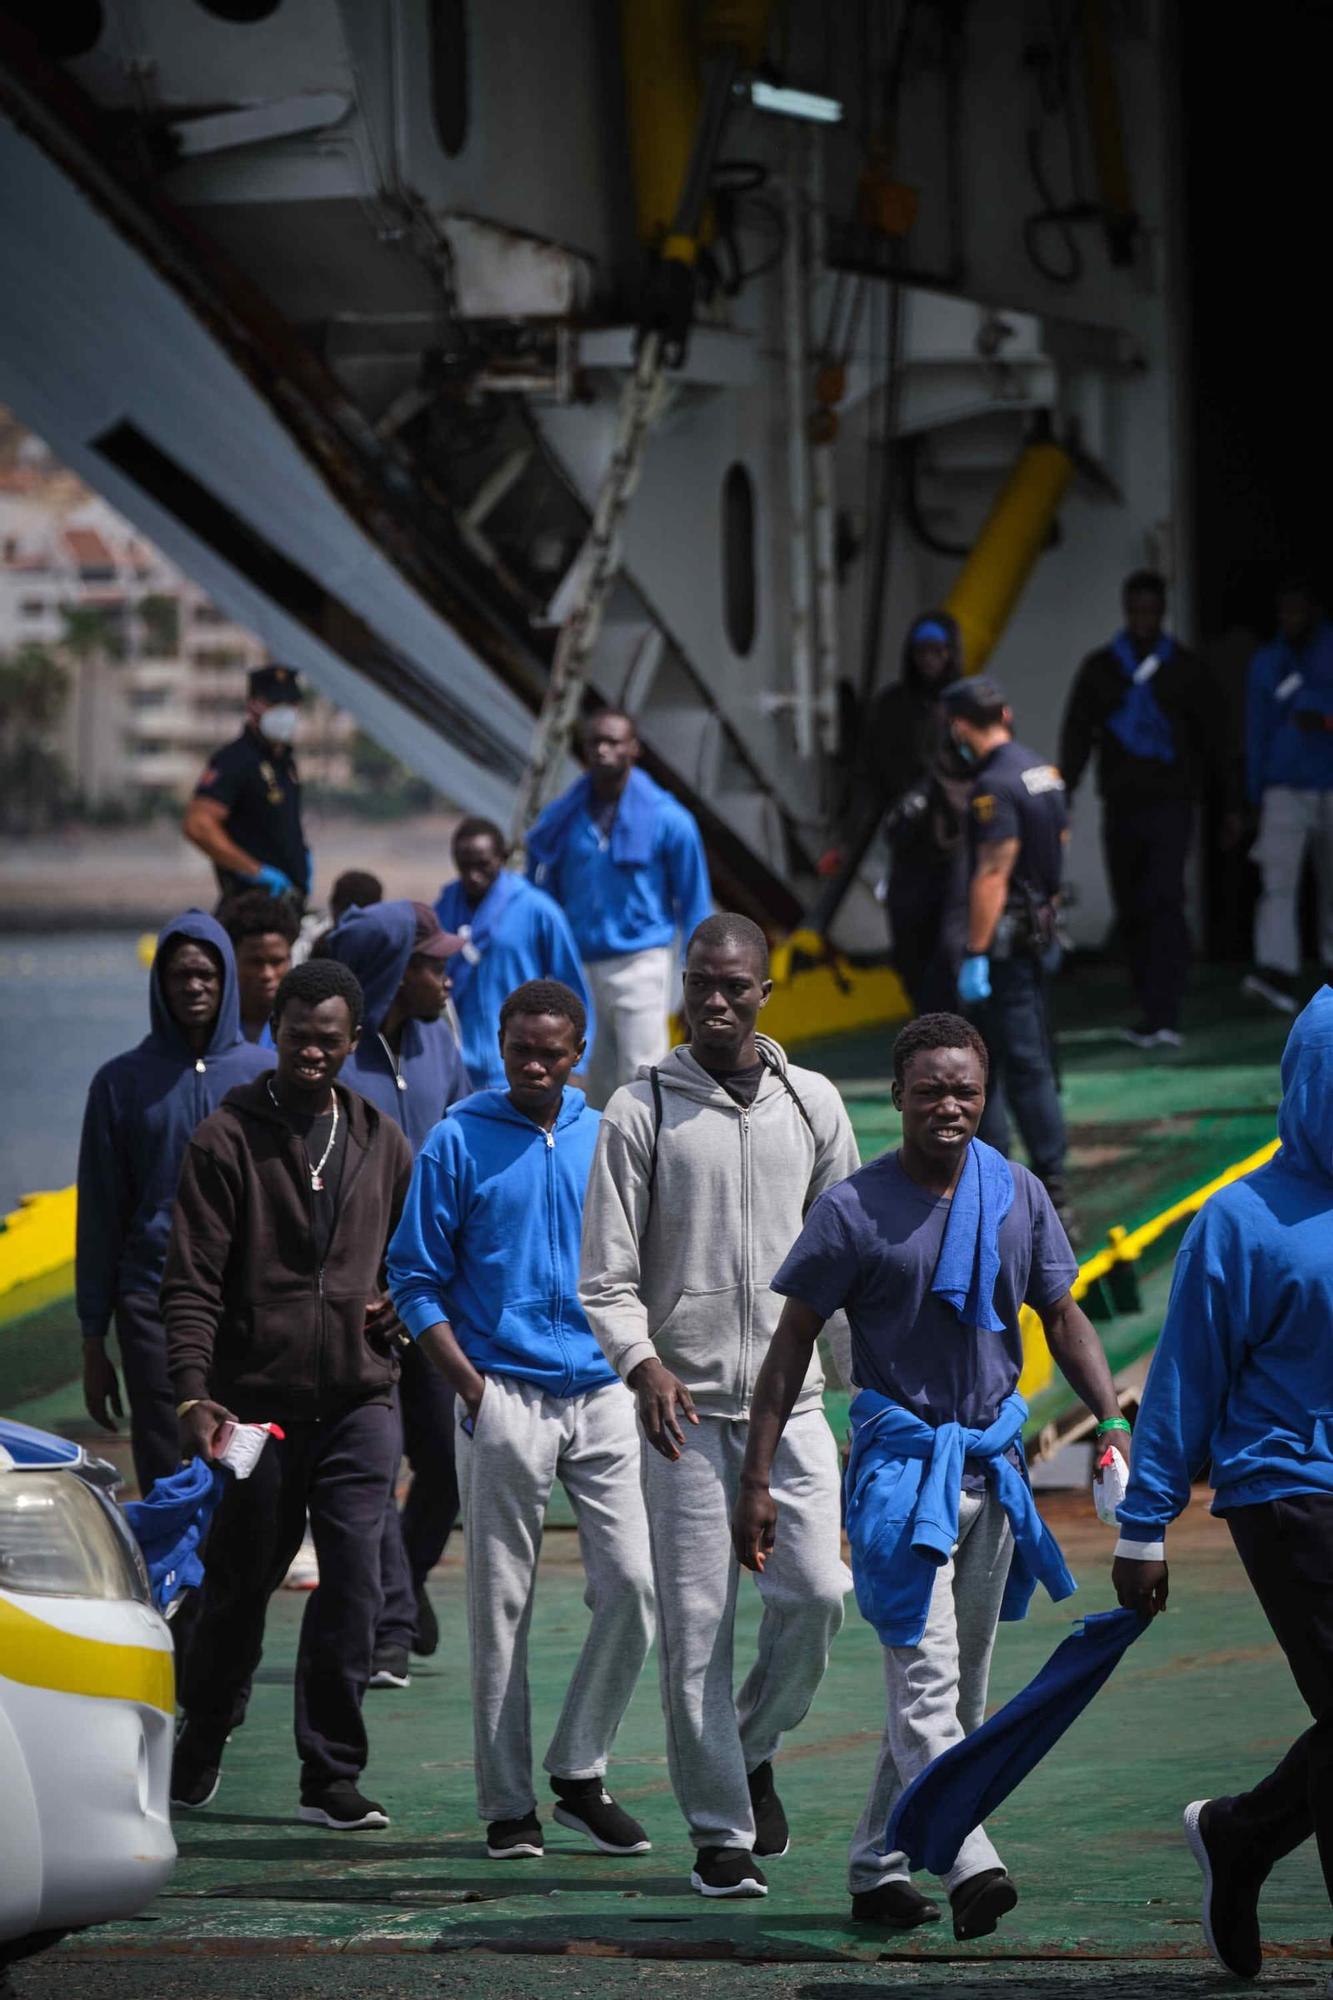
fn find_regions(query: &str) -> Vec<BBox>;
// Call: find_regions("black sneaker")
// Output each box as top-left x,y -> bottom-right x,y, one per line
412,1584 -> 439,1657
550,1776 -> 651,1854
170,1722 -> 222,1810
690,1846 -> 768,1899
297,1780 -> 389,1830
368,1645 -> 411,1690
1183,1798 -> 1264,1978
851,1880 -> 943,1928
950,1867 -> 1018,1939
746,1760 -> 789,1858
487,1812 -> 544,1859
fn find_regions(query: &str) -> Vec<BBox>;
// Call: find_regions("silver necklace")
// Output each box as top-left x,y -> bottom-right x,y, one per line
268,1078 -> 339,1190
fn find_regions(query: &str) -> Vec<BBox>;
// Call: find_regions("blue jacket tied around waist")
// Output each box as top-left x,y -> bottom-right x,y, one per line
930,1138 -> 1015,1333
845,1387 -> 1077,1647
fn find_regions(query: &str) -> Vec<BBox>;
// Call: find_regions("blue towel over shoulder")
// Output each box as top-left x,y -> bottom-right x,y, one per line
930,1138 -> 1015,1334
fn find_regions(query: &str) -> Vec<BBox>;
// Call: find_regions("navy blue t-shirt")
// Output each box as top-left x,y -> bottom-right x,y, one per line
774,1151 -> 1077,1483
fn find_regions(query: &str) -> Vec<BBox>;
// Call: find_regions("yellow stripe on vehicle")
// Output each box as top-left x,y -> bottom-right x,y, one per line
0,1593 -> 174,1714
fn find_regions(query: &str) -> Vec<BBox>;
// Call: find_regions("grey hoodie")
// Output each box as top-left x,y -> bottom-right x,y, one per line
578,1035 -> 860,1419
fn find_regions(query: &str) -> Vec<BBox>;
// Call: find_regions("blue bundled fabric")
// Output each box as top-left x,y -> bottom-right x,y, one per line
1105,631 -> 1179,765
930,1138 -> 1015,1334
887,1607 -> 1149,1874
124,1457 -> 226,1612
844,1388 -> 1077,1647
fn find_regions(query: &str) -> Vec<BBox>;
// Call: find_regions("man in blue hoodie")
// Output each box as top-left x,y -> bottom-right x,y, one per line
77,912 -> 272,1494
1113,986 -> 1333,1982
322,899 -> 472,1682
388,978 -> 655,1862
436,815 -> 593,1090
1243,580 -> 1333,1014
526,709 -> 712,1107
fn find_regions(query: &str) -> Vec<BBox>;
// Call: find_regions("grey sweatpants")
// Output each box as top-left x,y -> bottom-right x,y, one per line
848,1487 -> 1014,1895
582,945 -> 674,1109
641,1409 -> 848,1851
457,1373 -> 655,1822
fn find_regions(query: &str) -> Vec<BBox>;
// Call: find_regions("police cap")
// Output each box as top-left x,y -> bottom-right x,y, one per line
940,676 -> 1009,723
247,664 -> 304,704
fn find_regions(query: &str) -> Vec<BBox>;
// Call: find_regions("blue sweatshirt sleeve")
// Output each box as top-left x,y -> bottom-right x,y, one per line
386,1136 -> 465,1340
75,1066 -> 133,1338
662,806 -> 713,957
1117,1206 -> 1251,1546
1246,650 -> 1278,805
538,898 -> 597,1071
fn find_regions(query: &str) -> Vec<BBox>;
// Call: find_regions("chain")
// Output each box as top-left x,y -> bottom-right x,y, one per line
509,332 -> 668,850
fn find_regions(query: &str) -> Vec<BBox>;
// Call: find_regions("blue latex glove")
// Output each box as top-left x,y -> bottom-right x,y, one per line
302,846 -> 314,896
252,863 -> 297,898
959,954 -> 992,1004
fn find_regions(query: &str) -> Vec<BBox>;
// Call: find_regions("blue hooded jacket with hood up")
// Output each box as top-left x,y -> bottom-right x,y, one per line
325,900 -> 470,1155
387,1086 -> 615,1396
75,911 -> 273,1335
1119,986 -> 1333,1544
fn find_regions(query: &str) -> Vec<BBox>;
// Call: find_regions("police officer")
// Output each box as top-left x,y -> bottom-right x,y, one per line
184,665 -> 310,905
943,677 -> 1076,1236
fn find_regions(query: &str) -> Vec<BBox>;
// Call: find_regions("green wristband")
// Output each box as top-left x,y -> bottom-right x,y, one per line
1095,1417 -> 1132,1435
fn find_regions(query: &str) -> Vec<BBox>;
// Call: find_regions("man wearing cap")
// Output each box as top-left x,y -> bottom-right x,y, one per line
943,678 -> 1076,1235
184,665 -> 311,906
321,900 -> 472,1687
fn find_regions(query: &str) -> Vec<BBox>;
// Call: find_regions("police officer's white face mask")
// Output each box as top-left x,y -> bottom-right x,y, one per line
260,703 -> 299,745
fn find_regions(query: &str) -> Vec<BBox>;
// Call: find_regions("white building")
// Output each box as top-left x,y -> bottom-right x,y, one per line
0,429 -> 356,811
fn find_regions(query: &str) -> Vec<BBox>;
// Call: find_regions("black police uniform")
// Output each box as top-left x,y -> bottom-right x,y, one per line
966,738 -> 1070,1190
194,728 -> 306,902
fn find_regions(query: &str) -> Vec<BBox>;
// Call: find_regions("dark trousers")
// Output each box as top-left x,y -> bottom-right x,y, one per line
1103,796 -> 1194,1031
974,950 -> 1067,1184
180,1398 -> 399,1791
114,1292 -> 181,1497
888,863 -> 969,1017
376,1344 -> 460,1649
1220,1494 -> 1333,1904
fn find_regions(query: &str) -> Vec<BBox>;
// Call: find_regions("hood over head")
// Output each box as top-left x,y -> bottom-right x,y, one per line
325,899 -> 415,1031
900,609 -> 962,692
1277,984 -> 1333,1180
149,909 -> 244,1058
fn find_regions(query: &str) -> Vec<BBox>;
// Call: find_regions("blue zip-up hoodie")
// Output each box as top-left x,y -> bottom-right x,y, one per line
325,900 -> 470,1155
435,873 -> 595,1090
1119,986 -> 1333,1546
387,1086 -> 615,1396
75,911 -> 272,1335
1246,618 -> 1333,800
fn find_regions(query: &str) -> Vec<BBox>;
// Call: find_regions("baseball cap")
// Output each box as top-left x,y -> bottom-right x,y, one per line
410,902 -> 464,960
247,664 -> 304,704
940,675 -> 1009,722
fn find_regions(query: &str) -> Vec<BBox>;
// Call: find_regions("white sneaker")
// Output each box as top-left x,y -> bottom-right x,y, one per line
282,1532 -> 319,1591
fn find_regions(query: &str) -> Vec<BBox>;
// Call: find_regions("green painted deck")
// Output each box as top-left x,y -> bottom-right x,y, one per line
7,964 -> 1316,1999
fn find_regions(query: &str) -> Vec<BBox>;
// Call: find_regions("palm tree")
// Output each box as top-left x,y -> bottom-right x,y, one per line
0,642 -> 70,831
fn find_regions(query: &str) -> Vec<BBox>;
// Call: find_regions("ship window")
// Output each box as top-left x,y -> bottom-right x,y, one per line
429,0 -> 468,158
1,0 -> 104,58
721,462 -> 756,657
194,0 -> 282,22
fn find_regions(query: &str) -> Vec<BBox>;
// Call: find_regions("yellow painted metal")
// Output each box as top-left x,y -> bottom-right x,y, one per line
619,0 -> 771,251
764,942 -> 911,1050
620,0 -> 704,252
1017,1133 -> 1282,1403
0,1187 -> 77,1300
0,1592 -> 174,1714
1081,0 -> 1135,244
944,442 -> 1075,673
